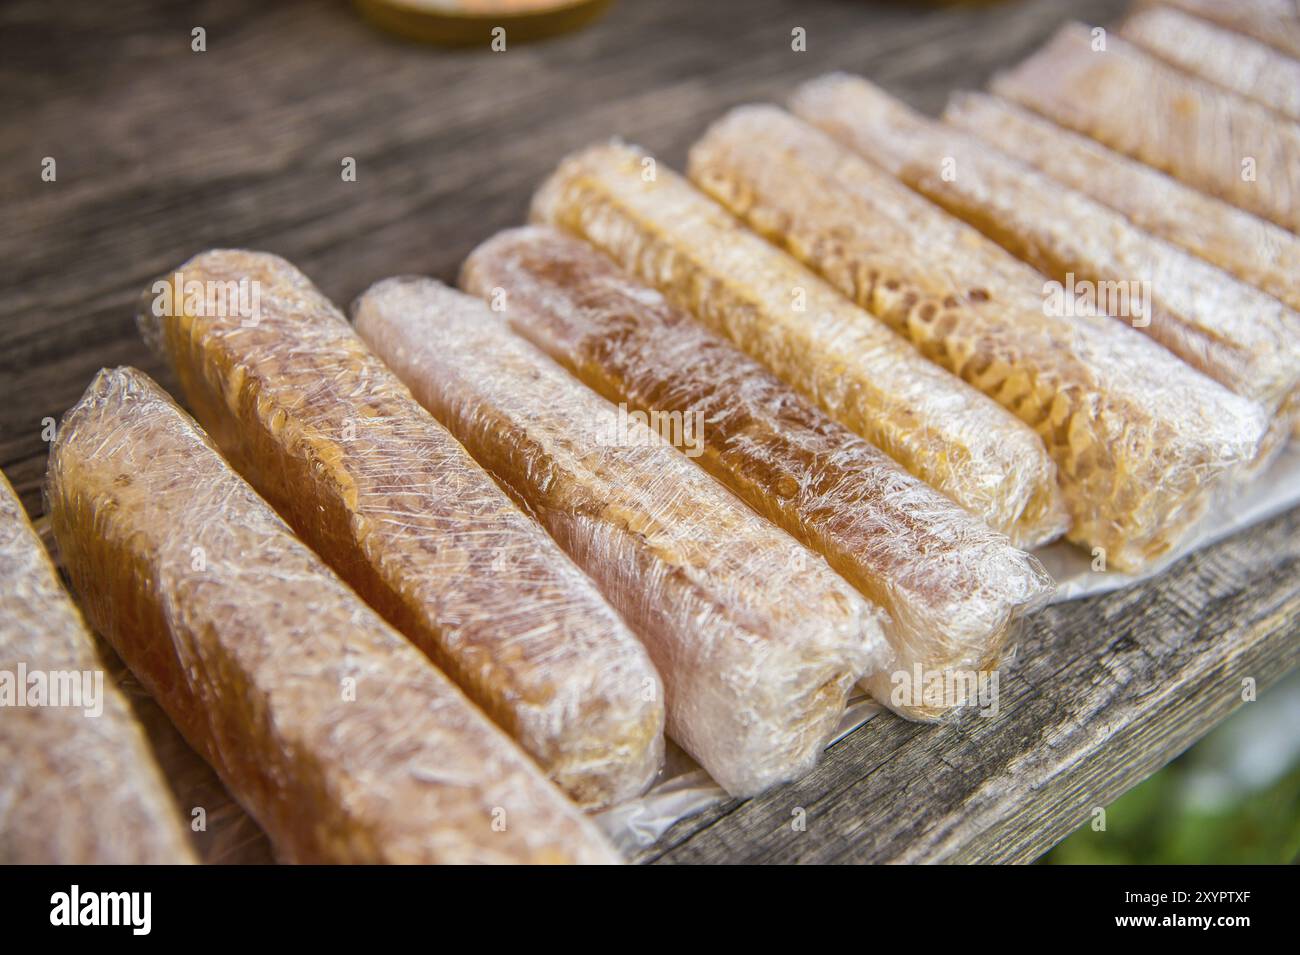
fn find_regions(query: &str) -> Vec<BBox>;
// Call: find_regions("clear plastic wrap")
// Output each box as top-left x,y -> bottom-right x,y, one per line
990,22 -> 1300,234
600,441 -> 1300,851
352,277 -> 889,795
138,249 -> 664,810
787,76 -> 1300,430
99,643 -> 276,864
1042,443 -> 1300,598
45,367 -> 622,864
0,471 -> 195,864
530,142 -> 1068,550
1144,0 -> 1300,61
942,92 -> 1300,315
1122,5 -> 1300,122
460,225 -> 1055,721
690,102 -> 1268,572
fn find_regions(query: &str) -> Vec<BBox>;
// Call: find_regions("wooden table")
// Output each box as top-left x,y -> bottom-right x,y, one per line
3,0 -> 1296,864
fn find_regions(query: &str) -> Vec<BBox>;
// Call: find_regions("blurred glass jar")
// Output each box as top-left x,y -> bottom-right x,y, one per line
354,0 -> 615,46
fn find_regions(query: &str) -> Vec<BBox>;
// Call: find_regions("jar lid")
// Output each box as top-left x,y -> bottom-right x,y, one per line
354,0 -> 614,46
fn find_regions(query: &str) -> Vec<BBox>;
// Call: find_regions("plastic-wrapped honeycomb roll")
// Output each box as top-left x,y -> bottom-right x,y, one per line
690,103 -> 1268,572
354,278 -> 889,795
530,142 -> 1067,550
460,225 -> 1055,721
1141,0 -> 1300,62
0,471 -> 195,864
45,367 -> 621,864
1122,6 -> 1300,122
990,23 -> 1300,234
943,92 -> 1300,315
137,250 -> 663,811
788,76 -> 1300,431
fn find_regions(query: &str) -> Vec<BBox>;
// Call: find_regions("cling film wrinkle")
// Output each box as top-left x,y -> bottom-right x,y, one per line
990,22 -> 1300,234
0,471 -> 196,864
693,98 -> 1266,571
44,368 -> 622,863
790,77 -> 1300,428
530,141 -> 1068,549
941,91 -> 1300,316
354,276 -> 888,795
138,249 -> 665,811
460,225 -> 1054,721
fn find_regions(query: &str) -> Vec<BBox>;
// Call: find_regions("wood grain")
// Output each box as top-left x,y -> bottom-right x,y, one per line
4,0 -> 1294,865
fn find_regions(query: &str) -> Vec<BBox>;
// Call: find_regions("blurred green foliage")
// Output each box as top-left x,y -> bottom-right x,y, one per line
1042,674 -> 1300,865
1043,760 -> 1300,864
